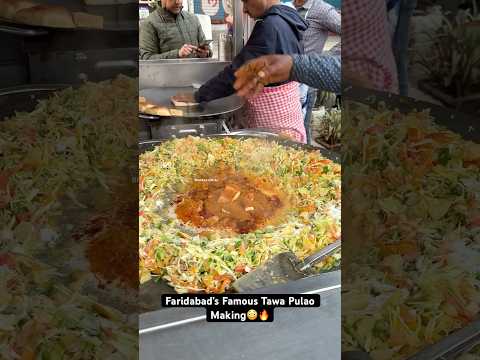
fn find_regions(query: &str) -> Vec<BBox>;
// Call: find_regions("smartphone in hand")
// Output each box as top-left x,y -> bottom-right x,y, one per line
199,40 -> 213,49
196,41 -> 212,58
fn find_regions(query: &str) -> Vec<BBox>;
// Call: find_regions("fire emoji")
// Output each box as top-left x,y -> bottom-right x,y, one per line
259,309 -> 269,321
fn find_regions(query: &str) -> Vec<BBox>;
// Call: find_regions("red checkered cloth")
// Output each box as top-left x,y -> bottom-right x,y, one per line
245,81 -> 306,143
343,0 -> 399,93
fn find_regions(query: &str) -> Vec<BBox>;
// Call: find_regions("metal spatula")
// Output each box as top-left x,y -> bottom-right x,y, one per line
232,239 -> 341,292
406,316 -> 480,360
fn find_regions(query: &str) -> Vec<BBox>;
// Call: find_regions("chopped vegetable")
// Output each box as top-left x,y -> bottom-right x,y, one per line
342,101 -> 480,359
139,137 -> 341,293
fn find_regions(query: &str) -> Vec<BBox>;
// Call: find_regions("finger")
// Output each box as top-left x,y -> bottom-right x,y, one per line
235,80 -> 251,97
233,75 -> 247,90
233,69 -> 244,84
247,81 -> 263,97
254,82 -> 264,95
237,86 -> 252,98
237,79 -> 258,97
233,72 -> 247,90
234,75 -> 255,92
236,82 -> 250,97
239,75 -> 262,96
257,69 -> 270,84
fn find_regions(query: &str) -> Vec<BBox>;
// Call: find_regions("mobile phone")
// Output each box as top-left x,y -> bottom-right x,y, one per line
199,40 -> 213,48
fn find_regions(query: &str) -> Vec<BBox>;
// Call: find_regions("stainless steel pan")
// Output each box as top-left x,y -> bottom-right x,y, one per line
139,131 -> 341,163
139,87 -> 244,119
341,85 -> 480,360
0,84 -> 70,118
343,85 -> 479,142
138,133 -> 340,312
0,84 -> 139,315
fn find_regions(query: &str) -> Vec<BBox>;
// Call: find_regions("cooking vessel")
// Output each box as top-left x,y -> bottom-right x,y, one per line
342,85 -> 480,359
232,238 -> 341,292
342,85 -> 479,142
0,84 -> 71,117
139,87 -> 244,119
138,133 -> 340,311
139,131 -> 341,163
0,84 -> 139,315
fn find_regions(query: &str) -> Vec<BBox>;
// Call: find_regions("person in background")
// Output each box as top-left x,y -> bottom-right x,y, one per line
140,0 -> 212,59
291,0 -> 341,144
342,0 -> 398,93
194,0 -> 308,143
223,0 -> 234,33
234,45 -> 341,96
294,0 -> 340,57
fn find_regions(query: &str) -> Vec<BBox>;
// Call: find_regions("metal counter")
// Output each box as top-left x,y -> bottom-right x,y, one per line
139,60 -> 231,89
140,272 -> 341,360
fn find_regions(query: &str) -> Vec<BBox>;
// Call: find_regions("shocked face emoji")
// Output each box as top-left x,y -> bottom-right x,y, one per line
247,309 -> 258,321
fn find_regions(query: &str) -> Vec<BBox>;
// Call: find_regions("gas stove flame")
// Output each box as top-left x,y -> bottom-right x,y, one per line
259,309 -> 269,321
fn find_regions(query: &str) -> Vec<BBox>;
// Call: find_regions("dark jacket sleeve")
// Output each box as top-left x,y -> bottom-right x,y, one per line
195,20 -> 278,102
291,53 -> 340,93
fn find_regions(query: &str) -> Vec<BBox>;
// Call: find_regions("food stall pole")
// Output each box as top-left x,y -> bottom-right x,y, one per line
233,0 -> 244,56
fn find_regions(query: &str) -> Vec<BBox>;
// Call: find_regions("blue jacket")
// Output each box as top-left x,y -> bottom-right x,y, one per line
291,52 -> 340,93
195,5 -> 307,102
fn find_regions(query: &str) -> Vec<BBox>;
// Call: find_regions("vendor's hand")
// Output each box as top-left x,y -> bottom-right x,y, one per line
178,44 -> 197,58
233,55 -> 293,97
195,46 -> 210,58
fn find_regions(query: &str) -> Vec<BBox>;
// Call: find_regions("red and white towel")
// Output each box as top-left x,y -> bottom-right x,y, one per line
245,81 -> 306,144
342,0 -> 399,93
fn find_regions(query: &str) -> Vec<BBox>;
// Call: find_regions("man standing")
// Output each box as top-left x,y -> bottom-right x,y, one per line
195,0 -> 308,143
293,0 -> 341,144
294,0 -> 340,54
140,0 -> 212,59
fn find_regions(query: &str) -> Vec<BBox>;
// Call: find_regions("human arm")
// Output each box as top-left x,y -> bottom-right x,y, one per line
311,2 -> 341,35
291,53 -> 340,92
233,52 -> 340,96
195,20 -> 278,102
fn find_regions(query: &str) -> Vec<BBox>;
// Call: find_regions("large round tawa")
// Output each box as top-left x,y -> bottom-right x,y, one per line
139,87 -> 244,119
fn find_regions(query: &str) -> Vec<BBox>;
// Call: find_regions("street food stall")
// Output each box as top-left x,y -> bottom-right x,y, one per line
138,0 -> 249,140
137,3 -> 341,358
0,1 -> 342,358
